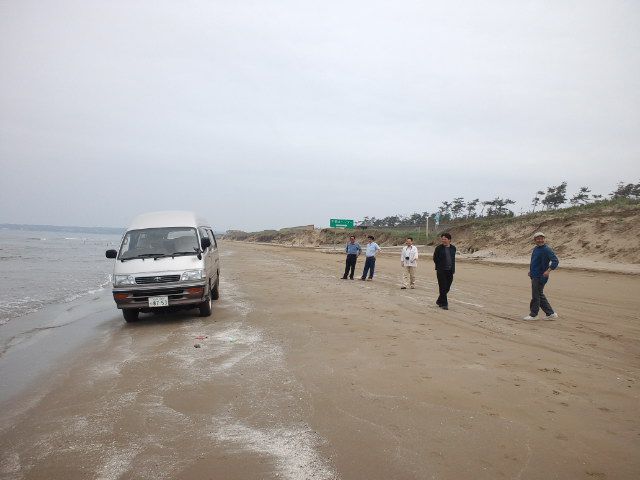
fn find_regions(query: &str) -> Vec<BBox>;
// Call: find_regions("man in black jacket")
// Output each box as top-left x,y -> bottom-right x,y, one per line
433,232 -> 456,310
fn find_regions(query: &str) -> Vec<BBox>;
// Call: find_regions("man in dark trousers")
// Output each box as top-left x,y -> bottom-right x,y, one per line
523,232 -> 559,320
433,232 -> 456,310
341,235 -> 361,280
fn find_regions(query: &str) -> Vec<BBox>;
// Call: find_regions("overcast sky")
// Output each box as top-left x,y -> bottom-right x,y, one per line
1,1 -> 638,231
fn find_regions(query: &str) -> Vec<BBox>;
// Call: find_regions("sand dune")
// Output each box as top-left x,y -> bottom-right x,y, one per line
1,241 -> 639,479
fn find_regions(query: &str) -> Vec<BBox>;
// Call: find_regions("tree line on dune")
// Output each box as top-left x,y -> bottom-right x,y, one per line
357,181 -> 640,228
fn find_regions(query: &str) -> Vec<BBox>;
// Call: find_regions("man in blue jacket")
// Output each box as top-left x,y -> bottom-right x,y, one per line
342,235 -> 361,280
524,232 -> 559,321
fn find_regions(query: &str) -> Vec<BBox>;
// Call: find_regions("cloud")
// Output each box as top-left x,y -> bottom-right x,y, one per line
1,1 -> 639,230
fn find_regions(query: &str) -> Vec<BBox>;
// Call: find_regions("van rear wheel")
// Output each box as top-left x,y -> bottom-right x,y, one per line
123,309 -> 139,322
211,276 -> 220,300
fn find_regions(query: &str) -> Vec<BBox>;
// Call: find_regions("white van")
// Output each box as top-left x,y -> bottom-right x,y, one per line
105,211 -> 220,322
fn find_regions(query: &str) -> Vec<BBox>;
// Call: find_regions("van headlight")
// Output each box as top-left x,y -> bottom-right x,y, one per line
114,275 -> 135,286
181,269 -> 204,281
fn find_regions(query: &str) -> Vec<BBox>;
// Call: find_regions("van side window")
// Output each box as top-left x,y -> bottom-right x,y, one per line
199,227 -> 210,250
209,229 -> 218,249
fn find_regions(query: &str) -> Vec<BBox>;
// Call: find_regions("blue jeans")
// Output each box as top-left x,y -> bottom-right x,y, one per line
361,257 -> 376,279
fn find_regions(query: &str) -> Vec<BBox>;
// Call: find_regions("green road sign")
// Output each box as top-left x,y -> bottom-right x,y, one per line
330,218 -> 354,229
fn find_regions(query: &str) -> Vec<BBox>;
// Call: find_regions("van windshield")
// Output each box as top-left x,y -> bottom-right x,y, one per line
119,227 -> 199,260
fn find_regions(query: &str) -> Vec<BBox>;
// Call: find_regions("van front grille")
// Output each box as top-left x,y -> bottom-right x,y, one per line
130,288 -> 186,300
135,275 -> 181,284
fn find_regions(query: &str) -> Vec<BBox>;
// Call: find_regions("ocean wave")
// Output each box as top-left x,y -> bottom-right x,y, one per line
0,298 -> 43,325
87,278 -> 112,295
0,230 -> 116,325
63,281 -> 110,303
63,275 -> 111,302
0,277 -> 111,325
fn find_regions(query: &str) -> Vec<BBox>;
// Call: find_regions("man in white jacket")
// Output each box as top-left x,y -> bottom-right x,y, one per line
400,237 -> 419,289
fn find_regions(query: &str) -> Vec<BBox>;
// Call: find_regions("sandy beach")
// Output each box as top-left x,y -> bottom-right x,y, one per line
1,241 -> 639,479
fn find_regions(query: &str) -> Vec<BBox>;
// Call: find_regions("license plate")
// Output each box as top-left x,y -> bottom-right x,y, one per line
148,296 -> 169,307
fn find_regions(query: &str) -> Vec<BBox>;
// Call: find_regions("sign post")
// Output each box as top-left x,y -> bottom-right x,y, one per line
330,219 -> 354,229
330,219 -> 354,250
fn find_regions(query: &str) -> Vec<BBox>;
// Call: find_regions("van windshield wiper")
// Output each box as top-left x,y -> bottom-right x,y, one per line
170,251 -> 198,257
120,253 -> 169,261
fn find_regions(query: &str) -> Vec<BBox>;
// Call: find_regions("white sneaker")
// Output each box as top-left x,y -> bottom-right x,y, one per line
544,313 -> 559,320
522,315 -> 537,321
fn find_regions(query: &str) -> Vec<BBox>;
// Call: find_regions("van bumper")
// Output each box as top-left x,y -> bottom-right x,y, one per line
112,282 -> 207,310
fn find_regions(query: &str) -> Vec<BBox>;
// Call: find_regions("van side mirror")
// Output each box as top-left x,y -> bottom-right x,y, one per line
201,237 -> 211,250
105,249 -> 117,259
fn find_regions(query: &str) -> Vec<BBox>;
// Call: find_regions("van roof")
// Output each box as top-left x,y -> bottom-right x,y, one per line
127,211 -> 210,230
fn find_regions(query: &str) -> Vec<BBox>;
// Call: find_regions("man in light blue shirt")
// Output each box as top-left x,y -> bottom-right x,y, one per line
342,236 -> 361,280
360,235 -> 381,281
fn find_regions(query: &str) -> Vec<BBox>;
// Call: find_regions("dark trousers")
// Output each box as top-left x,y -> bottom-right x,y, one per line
361,257 -> 376,279
343,254 -> 358,279
530,278 -> 554,316
436,270 -> 454,306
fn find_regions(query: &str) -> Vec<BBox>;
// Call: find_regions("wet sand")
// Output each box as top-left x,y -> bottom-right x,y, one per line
1,241 -> 639,479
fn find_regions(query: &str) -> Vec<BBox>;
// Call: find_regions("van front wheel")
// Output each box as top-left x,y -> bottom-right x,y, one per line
199,292 -> 212,317
123,309 -> 139,322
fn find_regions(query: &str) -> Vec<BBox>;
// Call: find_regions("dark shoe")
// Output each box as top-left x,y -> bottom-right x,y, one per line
360,278 -> 366,281
440,305 -> 448,310
341,276 -> 347,279
349,277 -> 354,280
400,286 -> 407,289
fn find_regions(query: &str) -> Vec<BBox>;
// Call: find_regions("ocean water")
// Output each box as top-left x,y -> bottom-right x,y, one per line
0,229 -> 122,325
